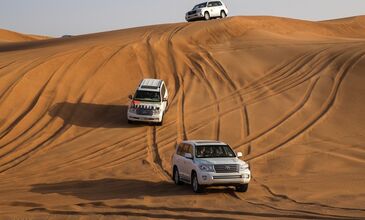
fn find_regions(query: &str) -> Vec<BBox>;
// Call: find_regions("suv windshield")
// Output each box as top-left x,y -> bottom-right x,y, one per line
193,2 -> 207,10
195,145 -> 235,158
134,90 -> 161,102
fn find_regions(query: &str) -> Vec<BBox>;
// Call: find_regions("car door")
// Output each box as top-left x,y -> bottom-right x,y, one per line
174,144 -> 184,177
181,144 -> 194,182
185,144 -> 196,182
212,2 -> 220,17
207,1 -> 215,17
176,144 -> 187,180
216,1 -> 224,15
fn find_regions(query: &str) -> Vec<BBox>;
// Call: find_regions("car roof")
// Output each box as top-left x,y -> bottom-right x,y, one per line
138,78 -> 163,92
182,140 -> 227,146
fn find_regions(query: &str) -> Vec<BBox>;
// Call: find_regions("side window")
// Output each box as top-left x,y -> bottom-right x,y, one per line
177,144 -> 184,156
161,84 -> 166,98
186,144 -> 193,156
216,1 -> 222,6
208,2 -> 214,7
181,144 -> 188,156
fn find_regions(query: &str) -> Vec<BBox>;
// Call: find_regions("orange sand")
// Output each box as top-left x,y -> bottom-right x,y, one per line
0,16 -> 364,219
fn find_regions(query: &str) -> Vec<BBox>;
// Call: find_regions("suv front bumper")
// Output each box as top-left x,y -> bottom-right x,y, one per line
186,12 -> 204,21
197,171 -> 251,186
127,112 -> 162,123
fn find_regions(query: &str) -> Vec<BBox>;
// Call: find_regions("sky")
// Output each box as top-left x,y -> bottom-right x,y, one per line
0,0 -> 364,37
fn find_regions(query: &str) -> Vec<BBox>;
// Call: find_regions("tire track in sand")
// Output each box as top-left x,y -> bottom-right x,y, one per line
247,49 -> 365,161
146,126 -> 171,181
0,46 -> 126,173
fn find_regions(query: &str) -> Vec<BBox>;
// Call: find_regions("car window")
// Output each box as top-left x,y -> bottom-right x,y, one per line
208,2 -> 214,7
186,144 -> 193,155
193,2 -> 207,10
134,90 -> 161,102
177,144 -> 184,156
195,145 -> 235,158
161,84 -> 166,98
215,1 -> 222,6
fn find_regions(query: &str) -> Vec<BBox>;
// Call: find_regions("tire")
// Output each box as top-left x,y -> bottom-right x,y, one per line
191,172 -> 204,193
236,184 -> 249,192
173,167 -> 183,185
156,118 -> 163,126
204,12 -> 210,20
220,11 -> 227,18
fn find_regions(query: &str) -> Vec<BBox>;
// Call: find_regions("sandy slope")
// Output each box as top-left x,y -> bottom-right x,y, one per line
0,29 -> 49,43
0,16 -> 364,219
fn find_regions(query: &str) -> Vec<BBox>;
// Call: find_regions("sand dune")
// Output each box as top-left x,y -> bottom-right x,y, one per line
0,16 -> 364,219
0,29 -> 49,43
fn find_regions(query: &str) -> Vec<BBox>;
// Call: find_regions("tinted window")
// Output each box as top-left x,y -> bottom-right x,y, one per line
186,144 -> 193,155
161,84 -> 166,98
195,145 -> 235,158
208,2 -> 214,7
215,1 -> 222,6
177,144 -> 184,156
134,90 -> 161,102
193,2 -> 207,9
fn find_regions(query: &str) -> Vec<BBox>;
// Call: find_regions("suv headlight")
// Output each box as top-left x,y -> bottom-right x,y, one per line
239,164 -> 250,171
129,106 -> 137,114
199,164 -> 215,172
153,108 -> 160,115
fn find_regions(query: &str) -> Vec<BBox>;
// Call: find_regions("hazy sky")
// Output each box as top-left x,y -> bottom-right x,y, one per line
0,0 -> 364,37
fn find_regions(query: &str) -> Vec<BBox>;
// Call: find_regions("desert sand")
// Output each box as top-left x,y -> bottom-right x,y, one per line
0,29 -> 49,43
0,16 -> 364,219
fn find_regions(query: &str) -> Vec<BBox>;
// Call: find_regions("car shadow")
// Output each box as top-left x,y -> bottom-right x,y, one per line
48,102 -> 142,128
29,178 -> 353,220
30,178 -> 193,200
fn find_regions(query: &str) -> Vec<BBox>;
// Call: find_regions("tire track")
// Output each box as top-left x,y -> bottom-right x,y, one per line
0,47 -> 95,140
166,24 -> 189,142
201,49 -> 250,138
146,126 -> 171,181
254,178 -> 365,213
0,46 -> 127,173
247,49 -> 365,161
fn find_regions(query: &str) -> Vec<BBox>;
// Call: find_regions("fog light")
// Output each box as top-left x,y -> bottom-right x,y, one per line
243,174 -> 250,179
202,175 -> 207,180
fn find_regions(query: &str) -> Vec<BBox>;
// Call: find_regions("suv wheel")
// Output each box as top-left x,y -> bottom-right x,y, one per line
173,167 -> 182,185
236,184 -> 249,192
204,12 -> 210,20
156,118 -> 163,126
192,172 -> 204,193
220,11 -> 227,18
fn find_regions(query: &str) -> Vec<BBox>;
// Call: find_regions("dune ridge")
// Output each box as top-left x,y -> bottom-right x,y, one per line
0,16 -> 364,219
0,29 -> 49,43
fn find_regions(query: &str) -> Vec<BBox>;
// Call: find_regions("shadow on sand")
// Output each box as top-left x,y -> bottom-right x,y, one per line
49,102 -> 138,128
29,178 -> 359,220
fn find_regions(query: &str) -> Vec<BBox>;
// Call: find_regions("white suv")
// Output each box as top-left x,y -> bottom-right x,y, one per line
127,79 -> 168,125
172,140 -> 251,193
185,1 -> 228,22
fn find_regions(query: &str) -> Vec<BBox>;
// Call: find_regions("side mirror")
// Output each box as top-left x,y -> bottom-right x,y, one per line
237,152 -> 243,158
184,153 -> 193,159
128,95 -> 133,100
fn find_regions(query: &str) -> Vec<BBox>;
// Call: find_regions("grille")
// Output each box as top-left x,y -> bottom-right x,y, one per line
213,175 -> 241,179
214,164 -> 239,173
136,108 -> 153,116
188,10 -> 196,15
